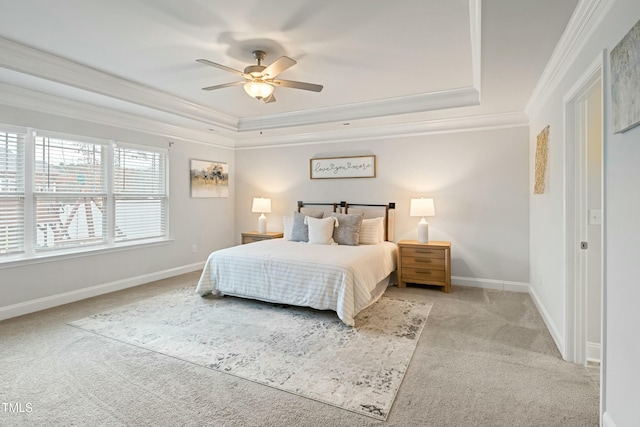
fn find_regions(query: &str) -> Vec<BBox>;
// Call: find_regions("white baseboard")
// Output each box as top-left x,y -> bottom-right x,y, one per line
603,412 -> 617,427
452,276 -> 529,293
0,262 -> 205,321
587,341 -> 601,364
528,285 -> 565,357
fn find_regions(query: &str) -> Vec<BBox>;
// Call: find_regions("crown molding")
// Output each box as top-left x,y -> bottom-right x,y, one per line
238,86 -> 480,132
235,111 -> 528,149
0,83 -> 235,149
524,0 -> 614,118
0,37 -> 238,132
0,80 -> 526,151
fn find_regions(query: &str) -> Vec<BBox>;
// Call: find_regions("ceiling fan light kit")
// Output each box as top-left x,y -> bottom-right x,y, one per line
244,81 -> 274,100
197,49 -> 323,103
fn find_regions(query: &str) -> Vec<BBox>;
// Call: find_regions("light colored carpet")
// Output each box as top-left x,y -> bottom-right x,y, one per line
0,271 -> 600,426
68,287 -> 432,420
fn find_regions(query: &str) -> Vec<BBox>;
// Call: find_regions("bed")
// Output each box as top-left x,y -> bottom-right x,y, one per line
196,202 -> 397,326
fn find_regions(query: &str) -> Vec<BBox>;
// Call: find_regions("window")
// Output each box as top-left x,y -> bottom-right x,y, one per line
0,124 -> 169,262
0,129 -> 25,256
114,145 -> 167,243
35,135 -> 106,251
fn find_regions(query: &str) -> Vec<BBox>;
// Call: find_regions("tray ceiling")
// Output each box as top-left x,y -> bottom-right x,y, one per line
0,0 -> 578,144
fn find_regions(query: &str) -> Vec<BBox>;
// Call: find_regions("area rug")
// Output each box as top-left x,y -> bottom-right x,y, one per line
69,287 -> 432,420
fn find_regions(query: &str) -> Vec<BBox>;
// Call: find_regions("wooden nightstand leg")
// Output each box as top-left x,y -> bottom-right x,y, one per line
444,248 -> 451,292
397,270 -> 406,288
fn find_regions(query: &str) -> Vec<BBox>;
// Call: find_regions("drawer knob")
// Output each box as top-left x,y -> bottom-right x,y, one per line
416,270 -> 432,275
415,258 -> 432,263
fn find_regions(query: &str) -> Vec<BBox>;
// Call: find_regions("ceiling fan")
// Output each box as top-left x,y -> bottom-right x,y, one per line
196,50 -> 323,103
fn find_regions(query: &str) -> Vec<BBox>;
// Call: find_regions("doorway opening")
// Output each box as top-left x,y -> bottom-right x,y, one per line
564,54 -> 603,367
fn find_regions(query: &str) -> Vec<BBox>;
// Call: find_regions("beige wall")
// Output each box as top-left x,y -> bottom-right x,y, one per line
236,126 -> 530,286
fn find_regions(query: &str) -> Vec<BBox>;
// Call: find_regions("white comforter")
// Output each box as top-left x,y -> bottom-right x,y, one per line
196,239 -> 397,326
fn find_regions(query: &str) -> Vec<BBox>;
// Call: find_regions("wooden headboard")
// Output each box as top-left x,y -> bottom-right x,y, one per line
297,201 -> 396,241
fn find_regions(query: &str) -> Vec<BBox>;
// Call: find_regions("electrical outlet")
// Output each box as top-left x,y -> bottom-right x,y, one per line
191,244 -> 197,254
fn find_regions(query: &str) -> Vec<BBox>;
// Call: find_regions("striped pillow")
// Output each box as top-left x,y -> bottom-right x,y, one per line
283,216 -> 294,240
359,217 -> 384,244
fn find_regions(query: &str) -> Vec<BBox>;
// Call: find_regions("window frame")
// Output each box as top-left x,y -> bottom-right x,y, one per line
112,142 -> 169,244
33,131 -> 109,252
0,125 -> 170,266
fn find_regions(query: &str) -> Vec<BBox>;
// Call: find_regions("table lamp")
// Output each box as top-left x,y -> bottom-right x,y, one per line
410,198 -> 435,243
252,197 -> 271,234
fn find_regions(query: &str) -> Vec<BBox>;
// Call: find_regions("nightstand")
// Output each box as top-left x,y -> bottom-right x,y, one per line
241,231 -> 284,244
397,240 -> 451,292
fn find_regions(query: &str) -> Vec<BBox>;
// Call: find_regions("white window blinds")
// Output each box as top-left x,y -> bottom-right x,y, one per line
0,126 -> 169,263
0,130 -> 25,256
114,145 -> 167,242
34,135 -> 106,251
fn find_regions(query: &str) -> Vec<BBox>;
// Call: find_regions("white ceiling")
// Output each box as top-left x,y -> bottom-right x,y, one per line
0,0 -> 578,145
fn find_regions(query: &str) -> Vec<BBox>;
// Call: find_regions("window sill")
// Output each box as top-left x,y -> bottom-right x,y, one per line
0,238 -> 174,270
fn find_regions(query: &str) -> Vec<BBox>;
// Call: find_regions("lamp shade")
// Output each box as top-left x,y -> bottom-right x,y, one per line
251,197 -> 271,213
410,198 -> 435,217
244,81 -> 274,99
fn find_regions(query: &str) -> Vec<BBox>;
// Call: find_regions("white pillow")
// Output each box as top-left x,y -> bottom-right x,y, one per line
305,216 -> 337,245
283,216 -> 293,240
359,217 -> 384,244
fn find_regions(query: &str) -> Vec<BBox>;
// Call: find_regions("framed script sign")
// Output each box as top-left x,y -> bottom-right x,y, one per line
310,155 -> 376,179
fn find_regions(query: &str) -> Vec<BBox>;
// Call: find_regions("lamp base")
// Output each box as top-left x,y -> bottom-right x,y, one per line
258,214 -> 267,234
417,219 -> 429,243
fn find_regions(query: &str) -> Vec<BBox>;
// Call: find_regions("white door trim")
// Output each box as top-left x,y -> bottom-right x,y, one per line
562,53 -> 603,365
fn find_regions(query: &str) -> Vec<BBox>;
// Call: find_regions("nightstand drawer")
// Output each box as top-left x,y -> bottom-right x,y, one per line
401,256 -> 445,270
402,267 -> 446,283
243,236 -> 267,244
402,247 -> 445,259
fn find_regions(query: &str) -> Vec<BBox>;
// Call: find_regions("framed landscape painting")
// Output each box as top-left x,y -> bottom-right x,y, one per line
190,160 -> 229,198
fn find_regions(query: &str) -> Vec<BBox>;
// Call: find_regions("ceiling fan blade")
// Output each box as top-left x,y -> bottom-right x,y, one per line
201,81 -> 245,91
261,56 -> 297,78
272,79 -> 323,92
196,59 -> 246,77
263,93 -> 276,103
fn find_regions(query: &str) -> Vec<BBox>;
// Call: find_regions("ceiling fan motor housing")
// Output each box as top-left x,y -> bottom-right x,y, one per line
246,50 -> 268,77
244,64 -> 267,77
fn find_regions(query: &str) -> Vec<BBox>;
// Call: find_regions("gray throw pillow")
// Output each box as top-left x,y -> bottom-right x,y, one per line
330,212 -> 363,245
290,211 -> 324,242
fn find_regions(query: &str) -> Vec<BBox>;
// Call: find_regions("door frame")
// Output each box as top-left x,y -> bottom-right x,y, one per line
563,52 -> 604,365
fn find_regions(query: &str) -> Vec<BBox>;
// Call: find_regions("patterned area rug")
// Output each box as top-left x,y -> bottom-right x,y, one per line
69,287 -> 432,420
